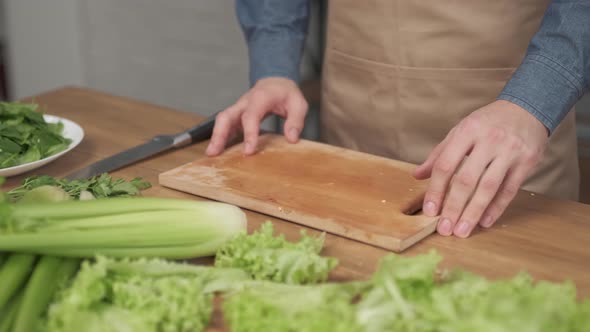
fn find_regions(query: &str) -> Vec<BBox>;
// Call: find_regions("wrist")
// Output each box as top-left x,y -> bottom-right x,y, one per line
495,99 -> 550,137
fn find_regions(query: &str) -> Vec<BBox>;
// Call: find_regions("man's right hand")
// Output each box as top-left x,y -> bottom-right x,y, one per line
206,77 -> 308,156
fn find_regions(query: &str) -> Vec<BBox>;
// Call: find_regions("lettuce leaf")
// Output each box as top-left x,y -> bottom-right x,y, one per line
215,221 -> 338,284
44,256 -> 249,332
355,250 -> 442,332
356,251 -> 587,332
223,281 -> 367,332
423,271 -> 580,332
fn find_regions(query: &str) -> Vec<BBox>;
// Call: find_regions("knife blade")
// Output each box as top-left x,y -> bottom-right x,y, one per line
65,111 -> 219,180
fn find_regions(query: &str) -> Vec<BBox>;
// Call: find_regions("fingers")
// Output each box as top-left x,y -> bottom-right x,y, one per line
422,130 -> 474,218
283,93 -> 308,143
451,156 -> 511,238
437,145 -> 495,236
478,152 -> 538,229
206,98 -> 247,156
413,135 -> 448,180
241,90 -> 272,155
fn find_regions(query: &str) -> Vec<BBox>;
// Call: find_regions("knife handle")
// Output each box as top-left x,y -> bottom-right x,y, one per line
186,111 -> 220,142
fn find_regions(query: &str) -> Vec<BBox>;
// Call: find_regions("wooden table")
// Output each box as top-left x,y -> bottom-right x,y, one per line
6,87 -> 590,305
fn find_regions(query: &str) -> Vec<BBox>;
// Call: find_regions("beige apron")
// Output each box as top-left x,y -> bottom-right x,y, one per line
320,0 -> 580,200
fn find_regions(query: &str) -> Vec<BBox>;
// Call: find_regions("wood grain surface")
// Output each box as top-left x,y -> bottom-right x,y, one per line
4,87 -> 590,331
160,134 -> 438,251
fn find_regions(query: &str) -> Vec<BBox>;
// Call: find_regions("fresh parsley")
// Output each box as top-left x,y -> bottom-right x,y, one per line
7,173 -> 152,201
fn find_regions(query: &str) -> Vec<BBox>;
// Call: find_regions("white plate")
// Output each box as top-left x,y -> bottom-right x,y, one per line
0,114 -> 84,177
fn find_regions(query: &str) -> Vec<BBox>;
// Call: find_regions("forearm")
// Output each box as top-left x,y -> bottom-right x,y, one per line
236,0 -> 310,86
498,0 -> 590,133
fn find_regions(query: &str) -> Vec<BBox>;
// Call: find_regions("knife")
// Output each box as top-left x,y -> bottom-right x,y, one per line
65,111 -> 219,180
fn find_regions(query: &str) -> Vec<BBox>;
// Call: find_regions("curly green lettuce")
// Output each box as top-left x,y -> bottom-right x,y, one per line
355,250 -> 442,332
356,250 -> 588,332
223,281 -> 366,332
215,221 -> 338,284
44,256 -> 249,332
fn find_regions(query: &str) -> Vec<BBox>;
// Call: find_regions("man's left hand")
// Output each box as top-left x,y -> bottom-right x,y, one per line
413,100 -> 549,238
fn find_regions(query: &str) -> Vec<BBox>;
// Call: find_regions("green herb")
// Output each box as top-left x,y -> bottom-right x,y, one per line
215,221 -> 338,284
0,102 -> 72,169
7,173 -> 152,202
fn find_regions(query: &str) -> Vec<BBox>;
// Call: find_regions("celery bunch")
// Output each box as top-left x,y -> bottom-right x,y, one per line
0,197 -> 247,259
0,174 -> 247,331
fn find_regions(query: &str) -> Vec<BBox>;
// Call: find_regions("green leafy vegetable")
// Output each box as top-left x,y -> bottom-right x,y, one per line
570,300 -> 590,331
215,221 -> 338,284
224,281 -> 366,332
354,251 -> 588,332
222,250 -> 590,332
0,102 -> 72,169
44,256 -> 250,332
7,173 -> 152,202
0,174 -> 153,331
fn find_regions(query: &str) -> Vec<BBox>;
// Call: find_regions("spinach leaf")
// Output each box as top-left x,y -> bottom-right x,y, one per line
0,102 -> 72,168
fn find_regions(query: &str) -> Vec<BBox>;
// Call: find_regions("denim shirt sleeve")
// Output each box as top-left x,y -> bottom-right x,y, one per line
236,0 -> 310,86
498,0 -> 590,134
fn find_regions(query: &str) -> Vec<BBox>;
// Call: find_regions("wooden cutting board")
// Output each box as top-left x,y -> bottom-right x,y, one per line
159,134 -> 437,251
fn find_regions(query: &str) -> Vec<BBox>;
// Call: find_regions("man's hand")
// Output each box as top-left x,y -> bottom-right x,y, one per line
206,77 -> 308,156
413,100 -> 549,238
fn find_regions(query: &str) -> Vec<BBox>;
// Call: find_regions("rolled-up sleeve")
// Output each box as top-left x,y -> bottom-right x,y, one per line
236,0 -> 310,86
498,0 -> 590,134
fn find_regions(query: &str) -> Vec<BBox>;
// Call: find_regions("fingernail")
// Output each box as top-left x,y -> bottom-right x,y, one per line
289,128 -> 299,141
437,218 -> 452,236
455,221 -> 470,238
424,201 -> 437,216
206,143 -> 215,155
480,216 -> 494,228
244,142 -> 254,154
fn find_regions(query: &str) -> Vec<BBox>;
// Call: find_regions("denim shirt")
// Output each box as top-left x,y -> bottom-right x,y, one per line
236,0 -> 590,133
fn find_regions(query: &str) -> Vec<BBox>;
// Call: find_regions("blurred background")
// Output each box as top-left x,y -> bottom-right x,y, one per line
0,0 -> 588,200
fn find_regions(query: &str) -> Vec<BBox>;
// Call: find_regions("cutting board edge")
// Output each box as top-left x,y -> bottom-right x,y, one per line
159,174 -> 436,252
399,220 -> 438,251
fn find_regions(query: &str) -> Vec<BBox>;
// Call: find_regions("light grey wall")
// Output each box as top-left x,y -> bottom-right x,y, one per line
2,0 -> 251,119
3,0 -> 84,99
79,0 -> 250,116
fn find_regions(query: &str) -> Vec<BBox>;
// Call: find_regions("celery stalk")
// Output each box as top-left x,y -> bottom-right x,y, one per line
12,197 -> 222,219
0,197 -> 247,259
0,254 -> 36,309
13,256 -> 80,332
0,290 -> 23,332
36,236 -> 232,259
0,254 -> 6,269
